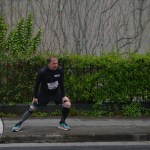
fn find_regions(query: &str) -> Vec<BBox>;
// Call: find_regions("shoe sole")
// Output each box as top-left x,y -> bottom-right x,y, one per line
12,128 -> 21,132
58,126 -> 70,131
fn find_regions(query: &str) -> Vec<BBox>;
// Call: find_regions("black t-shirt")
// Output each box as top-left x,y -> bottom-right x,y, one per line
34,66 -> 65,98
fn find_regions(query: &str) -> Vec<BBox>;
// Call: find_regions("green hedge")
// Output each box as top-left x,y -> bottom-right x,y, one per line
0,52 -> 150,106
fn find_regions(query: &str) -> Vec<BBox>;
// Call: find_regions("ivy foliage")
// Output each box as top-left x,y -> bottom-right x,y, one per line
0,14 -> 42,58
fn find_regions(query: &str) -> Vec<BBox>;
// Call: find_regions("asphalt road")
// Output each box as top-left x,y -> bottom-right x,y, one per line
0,142 -> 150,150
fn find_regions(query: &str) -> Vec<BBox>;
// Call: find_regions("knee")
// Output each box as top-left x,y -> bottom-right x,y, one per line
62,97 -> 71,108
62,101 -> 71,108
29,105 -> 37,112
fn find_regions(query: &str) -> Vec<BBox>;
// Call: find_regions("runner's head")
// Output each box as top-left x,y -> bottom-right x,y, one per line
47,57 -> 58,70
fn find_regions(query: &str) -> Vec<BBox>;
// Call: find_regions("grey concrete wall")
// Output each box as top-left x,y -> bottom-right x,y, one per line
0,0 -> 150,55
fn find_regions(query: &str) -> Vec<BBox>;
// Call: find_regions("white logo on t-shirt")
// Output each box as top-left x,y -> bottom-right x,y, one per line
54,74 -> 60,77
47,81 -> 59,90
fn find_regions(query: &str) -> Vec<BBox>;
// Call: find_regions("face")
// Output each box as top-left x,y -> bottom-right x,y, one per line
48,58 -> 58,70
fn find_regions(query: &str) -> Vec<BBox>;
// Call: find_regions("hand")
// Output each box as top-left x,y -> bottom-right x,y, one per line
32,98 -> 38,104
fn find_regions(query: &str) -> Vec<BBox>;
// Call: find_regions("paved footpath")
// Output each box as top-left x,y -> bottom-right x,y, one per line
1,117 -> 150,143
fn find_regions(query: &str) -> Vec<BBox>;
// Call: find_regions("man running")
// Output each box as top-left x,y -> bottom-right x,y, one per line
12,57 -> 71,132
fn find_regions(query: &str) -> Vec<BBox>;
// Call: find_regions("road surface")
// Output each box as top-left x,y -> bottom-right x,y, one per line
0,142 -> 150,150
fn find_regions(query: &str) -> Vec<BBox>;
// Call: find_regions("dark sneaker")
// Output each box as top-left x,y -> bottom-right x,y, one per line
12,123 -> 21,132
58,122 -> 70,131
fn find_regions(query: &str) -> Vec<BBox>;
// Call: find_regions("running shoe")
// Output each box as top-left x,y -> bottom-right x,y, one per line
12,123 -> 21,132
58,122 -> 70,131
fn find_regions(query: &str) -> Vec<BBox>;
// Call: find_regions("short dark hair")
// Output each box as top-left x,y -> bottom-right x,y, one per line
47,57 -> 58,64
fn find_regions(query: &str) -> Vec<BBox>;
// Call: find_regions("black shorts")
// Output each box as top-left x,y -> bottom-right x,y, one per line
33,91 -> 62,108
